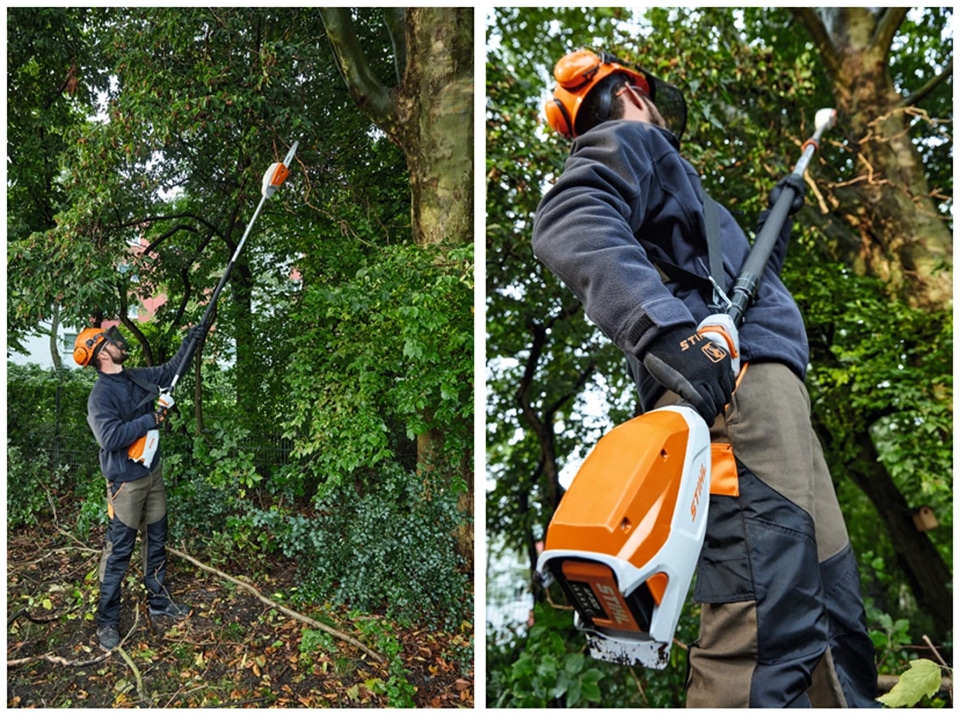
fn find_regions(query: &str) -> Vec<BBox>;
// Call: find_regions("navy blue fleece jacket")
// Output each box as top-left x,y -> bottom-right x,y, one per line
87,336 -> 193,483
532,119 -> 809,409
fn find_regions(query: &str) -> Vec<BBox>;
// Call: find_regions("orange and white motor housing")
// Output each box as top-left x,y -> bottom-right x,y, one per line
536,404 -> 711,668
128,428 -> 160,466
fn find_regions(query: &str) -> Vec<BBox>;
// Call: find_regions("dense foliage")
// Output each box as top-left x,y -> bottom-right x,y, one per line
7,6 -> 472,640
486,7 -> 952,708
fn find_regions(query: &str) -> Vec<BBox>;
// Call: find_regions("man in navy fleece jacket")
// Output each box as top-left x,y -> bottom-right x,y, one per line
74,323 -> 203,651
532,49 -> 877,708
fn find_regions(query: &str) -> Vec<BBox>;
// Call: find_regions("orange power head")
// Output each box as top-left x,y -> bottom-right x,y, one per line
536,404 -> 711,667
544,408 -> 693,566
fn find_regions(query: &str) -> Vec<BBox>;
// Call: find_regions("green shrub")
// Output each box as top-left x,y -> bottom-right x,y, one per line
487,602 -> 692,708
75,474 -> 108,540
7,444 -> 52,529
6,364 -> 101,511
273,461 -> 471,630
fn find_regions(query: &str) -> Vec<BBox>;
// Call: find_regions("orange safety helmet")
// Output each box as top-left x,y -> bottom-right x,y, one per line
73,327 -> 108,367
545,49 -> 687,141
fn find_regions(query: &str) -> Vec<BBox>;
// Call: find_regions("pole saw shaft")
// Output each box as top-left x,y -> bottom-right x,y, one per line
726,110 -> 836,327
127,141 -> 300,468
167,141 -> 299,393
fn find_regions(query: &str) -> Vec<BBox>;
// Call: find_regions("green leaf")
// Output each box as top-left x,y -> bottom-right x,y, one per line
564,653 -> 584,675
877,659 -> 942,708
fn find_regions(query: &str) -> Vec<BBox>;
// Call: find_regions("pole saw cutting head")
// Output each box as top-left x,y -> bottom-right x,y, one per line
536,405 -> 711,668
262,141 -> 299,198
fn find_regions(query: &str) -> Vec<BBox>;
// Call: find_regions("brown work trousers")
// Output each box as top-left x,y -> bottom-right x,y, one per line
658,362 -> 877,708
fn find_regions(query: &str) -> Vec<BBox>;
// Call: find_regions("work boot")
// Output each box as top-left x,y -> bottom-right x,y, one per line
97,625 -> 121,651
149,597 -> 191,619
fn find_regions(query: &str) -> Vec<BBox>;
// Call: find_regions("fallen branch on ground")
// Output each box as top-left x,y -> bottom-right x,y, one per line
7,606 -> 140,669
117,646 -> 147,706
8,651 -> 108,668
169,545 -> 385,664
13,526 -> 385,666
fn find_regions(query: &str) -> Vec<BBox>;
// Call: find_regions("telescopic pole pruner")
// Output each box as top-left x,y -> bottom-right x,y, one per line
725,109 -> 836,327
167,141 -> 299,394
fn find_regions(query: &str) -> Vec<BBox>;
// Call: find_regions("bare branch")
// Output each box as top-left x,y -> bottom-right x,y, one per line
142,223 -> 199,256
108,212 -> 224,245
900,62 -> 954,109
872,7 -> 909,57
168,545 -> 385,665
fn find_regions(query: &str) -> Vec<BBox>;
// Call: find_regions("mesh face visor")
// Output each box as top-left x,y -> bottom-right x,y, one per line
642,71 -> 687,143
104,326 -> 129,353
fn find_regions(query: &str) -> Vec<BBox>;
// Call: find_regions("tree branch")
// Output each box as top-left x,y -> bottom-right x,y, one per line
791,8 -> 841,79
872,7 -> 909,58
319,8 -> 395,125
142,223 -> 199,256
900,62 -> 954,109
118,283 -> 155,365
383,8 -> 407,85
544,361 -> 597,419
109,212 -> 224,246
168,546 -> 385,665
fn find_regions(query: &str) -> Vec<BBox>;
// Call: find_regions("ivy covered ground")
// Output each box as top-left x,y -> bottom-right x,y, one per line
7,521 -> 474,709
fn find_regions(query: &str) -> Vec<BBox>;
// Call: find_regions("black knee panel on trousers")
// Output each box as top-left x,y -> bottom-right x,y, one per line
98,518 -> 139,627
694,465 -> 828,707
144,514 -> 169,599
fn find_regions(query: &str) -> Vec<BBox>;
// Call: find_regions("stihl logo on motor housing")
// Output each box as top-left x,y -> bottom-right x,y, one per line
596,582 -> 632,626
679,332 -> 728,364
690,464 -> 707,522
559,560 -> 643,633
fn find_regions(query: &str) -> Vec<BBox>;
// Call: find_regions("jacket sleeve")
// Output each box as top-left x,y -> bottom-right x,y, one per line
532,123 -> 694,360
87,386 -> 156,453
755,208 -> 794,278
140,333 -> 196,389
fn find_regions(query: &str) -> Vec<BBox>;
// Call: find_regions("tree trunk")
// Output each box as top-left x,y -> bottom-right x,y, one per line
320,7 -> 473,250
835,424 -> 953,639
321,8 -> 473,472
790,7 -> 953,638
49,305 -> 62,371
391,8 -> 474,249
792,7 -> 953,311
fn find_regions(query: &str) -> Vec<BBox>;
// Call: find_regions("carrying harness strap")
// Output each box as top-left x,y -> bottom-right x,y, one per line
701,195 -> 729,311
645,194 -> 730,313
122,369 -> 159,423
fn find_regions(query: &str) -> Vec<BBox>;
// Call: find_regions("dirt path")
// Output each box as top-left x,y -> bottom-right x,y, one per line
7,523 -> 473,708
